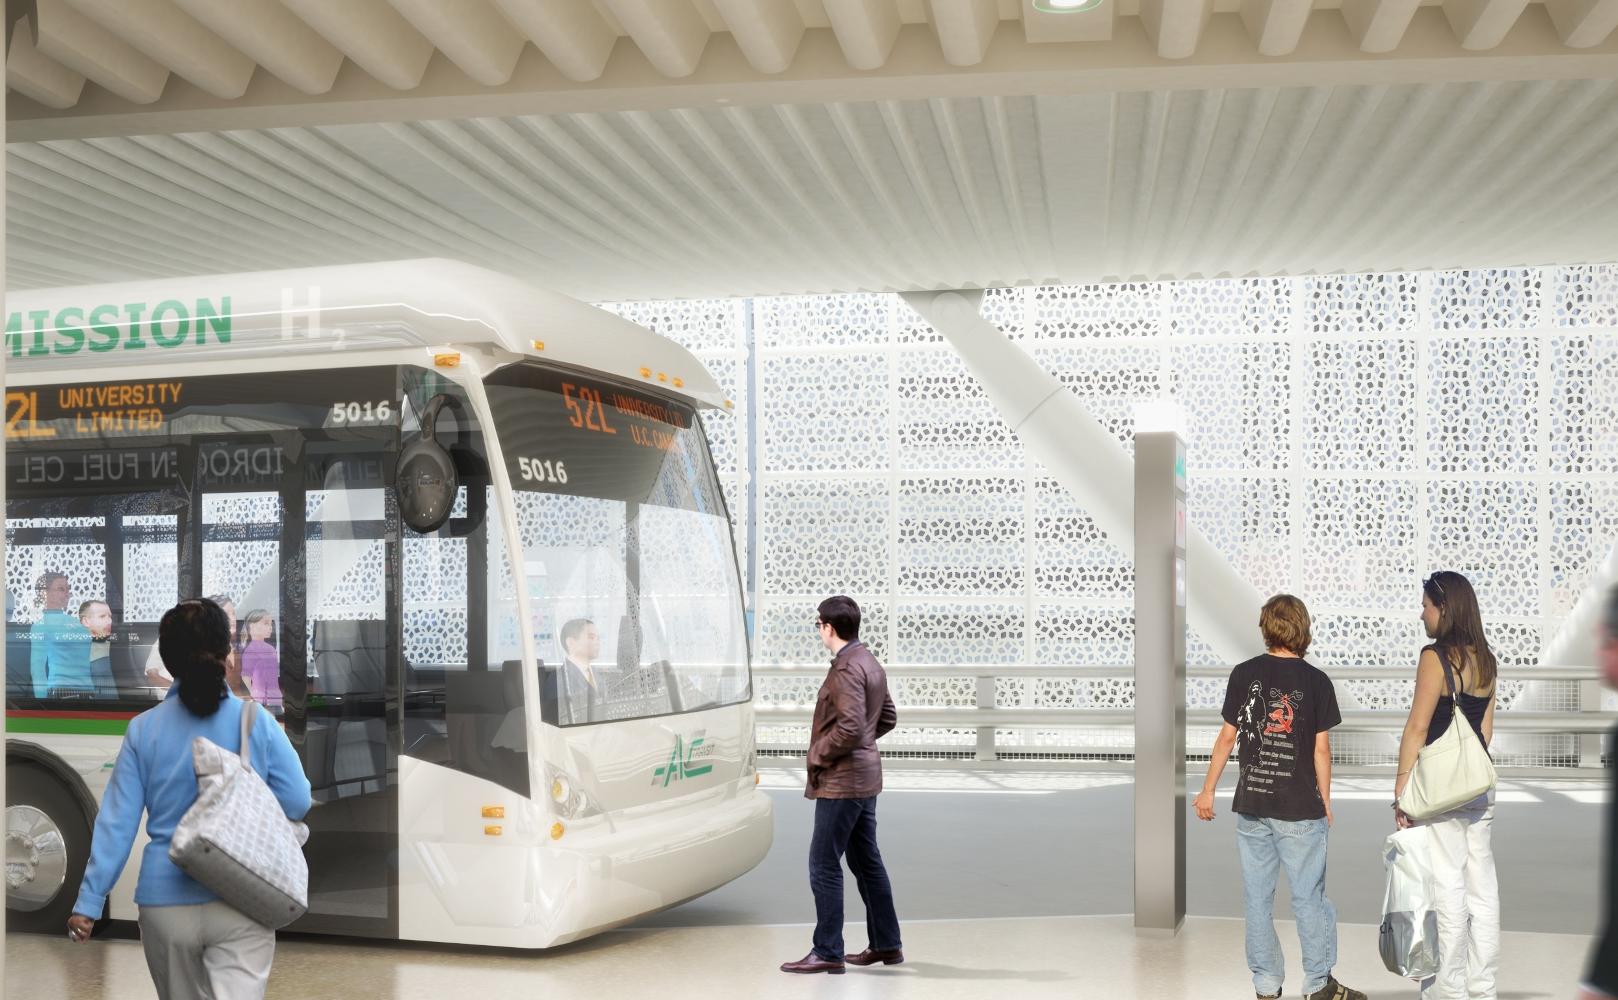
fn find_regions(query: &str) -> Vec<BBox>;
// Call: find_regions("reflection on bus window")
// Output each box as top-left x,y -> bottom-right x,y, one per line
32,572 -> 94,698
485,363 -> 750,729
240,609 -> 281,707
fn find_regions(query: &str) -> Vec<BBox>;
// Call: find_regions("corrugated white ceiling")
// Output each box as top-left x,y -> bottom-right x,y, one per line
13,0 -> 1615,114
10,79 -> 1618,297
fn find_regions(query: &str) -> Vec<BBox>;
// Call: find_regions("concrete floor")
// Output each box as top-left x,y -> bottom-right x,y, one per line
645,770 -> 1605,935
5,768 -> 1605,998
7,914 -> 1591,999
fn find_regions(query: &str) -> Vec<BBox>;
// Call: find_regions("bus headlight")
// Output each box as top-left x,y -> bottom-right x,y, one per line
545,766 -> 590,819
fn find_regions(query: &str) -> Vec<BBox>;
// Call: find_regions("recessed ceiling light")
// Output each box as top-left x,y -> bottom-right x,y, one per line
1033,0 -> 1104,11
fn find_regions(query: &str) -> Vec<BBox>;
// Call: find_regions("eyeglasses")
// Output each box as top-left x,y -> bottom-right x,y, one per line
814,620 -> 828,629
1424,575 -> 1445,600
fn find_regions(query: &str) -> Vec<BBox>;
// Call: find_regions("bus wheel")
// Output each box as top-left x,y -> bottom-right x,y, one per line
5,764 -> 91,932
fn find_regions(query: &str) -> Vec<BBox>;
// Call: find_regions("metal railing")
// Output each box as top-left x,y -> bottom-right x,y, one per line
750,664 -> 1613,774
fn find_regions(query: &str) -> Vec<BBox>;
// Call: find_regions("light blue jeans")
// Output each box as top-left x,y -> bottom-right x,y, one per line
1236,814 -> 1337,997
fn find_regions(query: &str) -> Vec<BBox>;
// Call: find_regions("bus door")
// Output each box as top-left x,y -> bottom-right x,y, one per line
193,427 -> 402,936
282,442 -> 402,937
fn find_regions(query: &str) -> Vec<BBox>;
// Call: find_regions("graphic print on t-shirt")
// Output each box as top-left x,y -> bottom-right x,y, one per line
1238,686 -> 1307,800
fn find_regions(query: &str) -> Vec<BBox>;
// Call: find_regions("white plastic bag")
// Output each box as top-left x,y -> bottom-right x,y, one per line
1379,827 -> 1440,979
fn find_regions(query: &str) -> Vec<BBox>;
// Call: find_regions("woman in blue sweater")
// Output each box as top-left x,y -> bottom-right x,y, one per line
66,598 -> 311,1000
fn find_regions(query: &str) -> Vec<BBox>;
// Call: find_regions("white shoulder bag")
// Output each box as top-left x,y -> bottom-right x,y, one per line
1396,649 -> 1497,821
169,699 -> 310,929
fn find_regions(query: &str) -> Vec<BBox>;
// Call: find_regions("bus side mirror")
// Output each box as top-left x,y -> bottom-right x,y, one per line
398,394 -> 459,533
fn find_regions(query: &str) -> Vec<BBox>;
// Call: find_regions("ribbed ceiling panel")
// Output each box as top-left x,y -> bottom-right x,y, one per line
9,0 -> 1618,116
9,80 -> 1618,296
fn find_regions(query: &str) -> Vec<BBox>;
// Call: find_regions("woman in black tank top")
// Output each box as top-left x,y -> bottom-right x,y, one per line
1394,571 -> 1501,998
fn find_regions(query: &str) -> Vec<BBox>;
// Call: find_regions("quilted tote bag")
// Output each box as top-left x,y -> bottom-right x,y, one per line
1397,649 -> 1497,822
169,700 -> 310,929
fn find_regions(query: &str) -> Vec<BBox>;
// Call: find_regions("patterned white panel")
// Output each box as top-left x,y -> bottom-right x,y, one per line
897,477 -> 1024,596
1426,480 -> 1540,618
601,297 -> 745,355
124,516 -> 179,622
896,348 -> 1022,471
1171,341 -> 1291,472
893,601 -> 1023,664
1188,476 -> 1293,600
405,608 -> 468,666
6,539 -> 106,623
998,676 -> 1134,709
1168,278 -> 1292,338
759,352 -> 889,472
1550,334 -> 1618,475
1310,614 -> 1427,673
1554,264 -> 1618,328
1548,482 -> 1618,618
755,293 -> 893,349
202,541 -> 277,613
1429,268 -> 1542,330
608,265 -> 1615,765
890,674 -> 977,707
1032,344 -> 1162,450
1304,273 -> 1418,335
1427,336 -> 1538,474
1033,605 -> 1133,666
1033,282 -> 1159,339
1305,338 -> 1418,472
1304,478 -> 1419,612
980,286 -> 1029,341
760,479 -> 889,596
638,504 -> 746,669
1033,477 -> 1130,599
756,598 -> 890,664
203,494 -> 281,524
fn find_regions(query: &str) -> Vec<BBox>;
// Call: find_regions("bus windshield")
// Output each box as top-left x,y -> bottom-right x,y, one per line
482,363 -> 749,726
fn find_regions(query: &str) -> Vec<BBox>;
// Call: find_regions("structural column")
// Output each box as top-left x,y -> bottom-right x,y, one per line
1134,412 -> 1186,934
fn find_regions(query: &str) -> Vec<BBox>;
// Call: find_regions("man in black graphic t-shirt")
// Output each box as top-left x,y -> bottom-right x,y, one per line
1193,595 -> 1363,1000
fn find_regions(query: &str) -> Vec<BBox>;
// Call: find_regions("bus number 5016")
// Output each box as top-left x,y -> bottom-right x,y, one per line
516,457 -> 568,484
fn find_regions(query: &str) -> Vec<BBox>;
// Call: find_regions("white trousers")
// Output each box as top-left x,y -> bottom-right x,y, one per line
1417,791 -> 1499,1000
139,901 -> 276,1000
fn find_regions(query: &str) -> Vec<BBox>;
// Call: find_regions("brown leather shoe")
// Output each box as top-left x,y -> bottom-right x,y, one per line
780,952 -> 845,975
845,947 -> 904,966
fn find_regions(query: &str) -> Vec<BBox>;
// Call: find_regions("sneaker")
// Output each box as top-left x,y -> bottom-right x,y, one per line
1304,977 -> 1366,1000
1257,992 -> 1281,1000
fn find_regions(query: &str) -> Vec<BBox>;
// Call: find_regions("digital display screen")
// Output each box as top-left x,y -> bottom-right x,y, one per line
483,363 -> 720,512
6,370 -> 398,443
5,369 -> 400,496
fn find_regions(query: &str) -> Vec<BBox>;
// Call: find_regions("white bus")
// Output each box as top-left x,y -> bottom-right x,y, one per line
2,260 -> 771,948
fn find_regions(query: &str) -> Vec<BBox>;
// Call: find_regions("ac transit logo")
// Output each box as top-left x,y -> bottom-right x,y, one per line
652,731 -> 715,787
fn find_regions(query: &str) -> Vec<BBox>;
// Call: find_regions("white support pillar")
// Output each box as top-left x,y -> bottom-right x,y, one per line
1133,412 -> 1187,934
900,289 -> 1265,668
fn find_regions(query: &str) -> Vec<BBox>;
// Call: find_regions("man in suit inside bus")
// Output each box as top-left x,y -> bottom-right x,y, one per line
781,595 -> 903,975
555,618 -> 605,726
1580,585 -> 1618,1000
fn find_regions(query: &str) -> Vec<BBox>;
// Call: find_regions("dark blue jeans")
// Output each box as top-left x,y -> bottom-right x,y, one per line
809,796 -> 902,961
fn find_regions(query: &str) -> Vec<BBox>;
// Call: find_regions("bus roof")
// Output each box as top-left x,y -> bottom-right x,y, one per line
5,259 -> 726,409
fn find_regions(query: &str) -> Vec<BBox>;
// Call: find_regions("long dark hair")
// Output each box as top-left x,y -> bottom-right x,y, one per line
160,599 -> 232,717
1422,571 -> 1498,691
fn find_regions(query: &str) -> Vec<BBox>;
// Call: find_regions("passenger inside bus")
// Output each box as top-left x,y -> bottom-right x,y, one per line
30,572 -> 95,699
553,618 -> 607,725
79,600 -> 116,698
146,595 -> 244,697
239,609 -> 282,708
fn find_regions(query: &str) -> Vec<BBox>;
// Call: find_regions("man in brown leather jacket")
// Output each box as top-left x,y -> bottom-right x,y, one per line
780,596 -> 903,975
